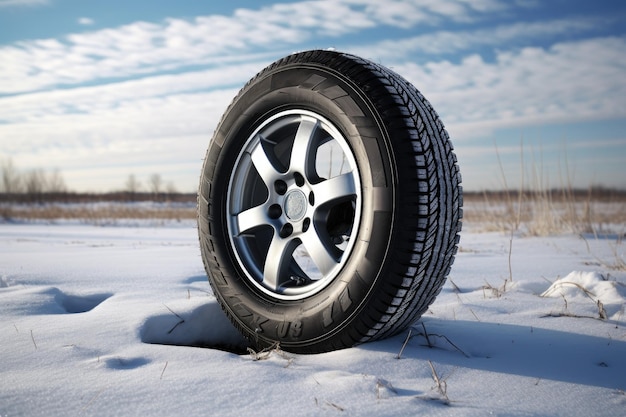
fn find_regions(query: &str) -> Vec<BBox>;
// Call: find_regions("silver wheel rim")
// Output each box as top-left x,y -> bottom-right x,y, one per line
227,109 -> 362,300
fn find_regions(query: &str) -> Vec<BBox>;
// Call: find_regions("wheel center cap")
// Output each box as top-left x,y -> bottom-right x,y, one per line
284,190 -> 307,221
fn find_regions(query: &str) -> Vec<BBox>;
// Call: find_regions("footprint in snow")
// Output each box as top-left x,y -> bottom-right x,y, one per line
0,285 -> 112,316
140,301 -> 249,354
102,356 -> 151,370
54,290 -> 112,314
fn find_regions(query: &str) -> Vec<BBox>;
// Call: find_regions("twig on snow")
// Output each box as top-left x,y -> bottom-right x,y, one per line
160,361 -> 168,380
163,304 -> 185,334
376,378 -> 397,399
416,360 -> 454,406
412,322 -> 470,358
30,330 -> 38,350
396,328 -> 412,359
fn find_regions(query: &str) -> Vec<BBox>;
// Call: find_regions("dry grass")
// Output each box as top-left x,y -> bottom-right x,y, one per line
3,186 -> 625,239
1,202 -> 196,224
467,140 -> 626,236
462,189 -> 626,236
427,360 -> 451,405
464,187 -> 625,278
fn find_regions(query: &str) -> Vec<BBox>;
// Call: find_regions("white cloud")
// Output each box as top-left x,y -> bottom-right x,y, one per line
0,58 -> 272,124
78,17 -> 95,26
0,87 -> 239,192
349,16 -> 606,59
346,0 -> 506,26
0,88 -> 237,152
2,34 -> 625,190
389,37 -> 626,139
0,0 -> 511,94
0,0 -> 48,7
1,0 -> 623,191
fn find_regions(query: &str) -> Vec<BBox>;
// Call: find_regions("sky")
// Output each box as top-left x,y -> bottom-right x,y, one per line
0,0 -> 625,193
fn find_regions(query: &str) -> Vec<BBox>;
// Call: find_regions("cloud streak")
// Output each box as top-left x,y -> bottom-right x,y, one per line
0,0 -> 48,7
0,0 -> 509,94
398,36 -> 626,139
3,34 -> 623,189
350,16 -> 608,58
1,0 -> 624,191
78,17 -> 95,26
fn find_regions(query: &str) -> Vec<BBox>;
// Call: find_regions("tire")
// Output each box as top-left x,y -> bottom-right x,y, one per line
198,50 -> 462,354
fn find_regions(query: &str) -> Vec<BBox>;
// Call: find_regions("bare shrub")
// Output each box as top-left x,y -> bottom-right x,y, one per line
125,174 -> 141,202
1,157 -> 22,196
149,173 -> 163,201
23,169 -> 48,203
47,168 -> 67,193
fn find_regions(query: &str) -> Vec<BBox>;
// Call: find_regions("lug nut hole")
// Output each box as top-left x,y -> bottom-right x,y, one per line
268,204 -> 282,219
280,223 -> 293,238
294,172 -> 305,187
274,180 -> 288,195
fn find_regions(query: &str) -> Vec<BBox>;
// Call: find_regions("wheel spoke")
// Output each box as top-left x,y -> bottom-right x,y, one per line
235,204 -> 268,235
226,109 -> 361,299
263,234 -> 299,291
311,171 -> 356,205
301,230 -> 338,276
251,141 -> 280,185
289,117 -> 318,175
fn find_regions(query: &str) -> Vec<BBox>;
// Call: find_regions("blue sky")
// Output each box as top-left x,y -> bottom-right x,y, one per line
1,0 -> 625,193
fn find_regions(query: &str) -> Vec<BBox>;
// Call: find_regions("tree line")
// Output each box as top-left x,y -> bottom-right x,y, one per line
0,158 -> 194,203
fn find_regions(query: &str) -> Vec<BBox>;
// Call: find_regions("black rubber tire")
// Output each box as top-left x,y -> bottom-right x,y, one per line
198,50 -> 462,354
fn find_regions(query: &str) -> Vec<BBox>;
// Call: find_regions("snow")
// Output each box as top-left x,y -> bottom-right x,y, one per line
1,221 -> 625,416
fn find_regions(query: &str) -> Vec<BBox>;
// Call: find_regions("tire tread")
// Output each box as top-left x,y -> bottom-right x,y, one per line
197,49 -> 462,353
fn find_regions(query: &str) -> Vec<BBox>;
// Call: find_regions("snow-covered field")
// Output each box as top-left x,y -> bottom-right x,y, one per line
1,220 -> 625,416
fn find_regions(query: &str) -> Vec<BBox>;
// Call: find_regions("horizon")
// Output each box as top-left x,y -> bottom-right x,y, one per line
1,0 -> 625,193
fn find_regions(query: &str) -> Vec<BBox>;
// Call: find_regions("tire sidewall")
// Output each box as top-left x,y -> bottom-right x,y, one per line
202,63 -> 397,348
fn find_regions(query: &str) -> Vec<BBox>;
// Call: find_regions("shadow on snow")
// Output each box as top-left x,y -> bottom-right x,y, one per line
140,300 -> 250,355
362,317 -> 626,390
